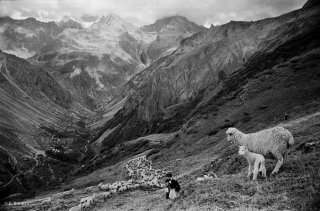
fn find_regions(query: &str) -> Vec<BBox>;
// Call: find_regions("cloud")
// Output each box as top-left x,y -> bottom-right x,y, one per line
0,0 -> 307,26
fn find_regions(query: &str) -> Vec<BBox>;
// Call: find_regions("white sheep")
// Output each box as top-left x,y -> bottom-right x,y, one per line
81,194 -> 97,210
95,193 -> 105,203
61,188 -> 75,198
41,197 -> 51,210
69,205 -> 81,211
80,200 -> 92,210
238,146 -> 266,180
80,196 -> 93,206
85,186 -> 97,193
102,191 -> 111,199
196,177 -> 205,182
133,184 -> 140,189
226,127 -> 294,175
98,183 -> 110,191
109,183 -> 117,190
110,189 -> 117,194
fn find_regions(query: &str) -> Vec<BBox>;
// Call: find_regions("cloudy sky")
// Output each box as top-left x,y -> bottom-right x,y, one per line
0,0 -> 307,27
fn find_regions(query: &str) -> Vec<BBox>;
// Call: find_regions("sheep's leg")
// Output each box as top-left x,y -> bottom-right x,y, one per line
271,153 -> 284,175
247,164 -> 253,178
252,161 -> 260,180
260,161 -> 267,178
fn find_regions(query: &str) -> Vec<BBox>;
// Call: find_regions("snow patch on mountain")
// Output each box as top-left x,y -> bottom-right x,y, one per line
70,66 -> 82,78
4,48 -> 35,59
86,67 -> 105,89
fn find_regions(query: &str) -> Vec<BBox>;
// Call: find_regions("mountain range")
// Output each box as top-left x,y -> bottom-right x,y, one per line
0,0 -> 320,207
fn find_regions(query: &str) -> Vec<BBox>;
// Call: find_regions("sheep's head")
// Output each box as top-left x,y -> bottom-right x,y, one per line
238,146 -> 248,155
226,127 -> 241,144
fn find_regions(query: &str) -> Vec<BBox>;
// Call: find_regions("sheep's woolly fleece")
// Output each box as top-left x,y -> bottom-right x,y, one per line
226,127 -> 294,155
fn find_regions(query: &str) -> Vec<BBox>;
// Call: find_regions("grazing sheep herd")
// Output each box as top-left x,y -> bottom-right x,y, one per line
67,156 -> 167,210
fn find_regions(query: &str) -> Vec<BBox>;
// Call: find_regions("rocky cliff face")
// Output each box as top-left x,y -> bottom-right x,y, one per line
0,17 -> 60,59
141,16 -> 205,61
99,2 -> 320,149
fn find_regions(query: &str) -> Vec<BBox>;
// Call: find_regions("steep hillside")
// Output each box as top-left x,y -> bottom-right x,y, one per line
0,51 -> 92,200
98,3 -> 320,151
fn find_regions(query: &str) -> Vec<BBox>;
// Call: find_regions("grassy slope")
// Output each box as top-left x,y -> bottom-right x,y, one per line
87,109 -> 320,211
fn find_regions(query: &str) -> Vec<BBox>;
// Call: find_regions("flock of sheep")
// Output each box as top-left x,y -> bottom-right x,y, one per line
67,155 -> 167,210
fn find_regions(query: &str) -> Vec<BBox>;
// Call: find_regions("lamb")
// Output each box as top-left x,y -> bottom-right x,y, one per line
238,146 -> 266,180
226,127 -> 294,175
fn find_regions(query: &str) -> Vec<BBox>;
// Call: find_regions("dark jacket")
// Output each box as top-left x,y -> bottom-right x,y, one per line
169,179 -> 180,192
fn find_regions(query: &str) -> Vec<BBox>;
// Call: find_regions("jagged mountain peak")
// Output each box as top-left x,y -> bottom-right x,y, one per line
99,13 -> 123,22
95,13 -> 130,27
89,13 -> 137,33
58,16 -> 83,30
0,16 -> 57,27
60,15 -> 76,23
141,15 -> 204,33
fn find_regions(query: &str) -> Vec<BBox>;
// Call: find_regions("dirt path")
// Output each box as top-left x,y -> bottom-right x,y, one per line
0,154 -> 40,190
277,111 -> 320,128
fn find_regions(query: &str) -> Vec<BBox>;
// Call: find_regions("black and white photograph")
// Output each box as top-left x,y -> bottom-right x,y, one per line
0,0 -> 320,210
